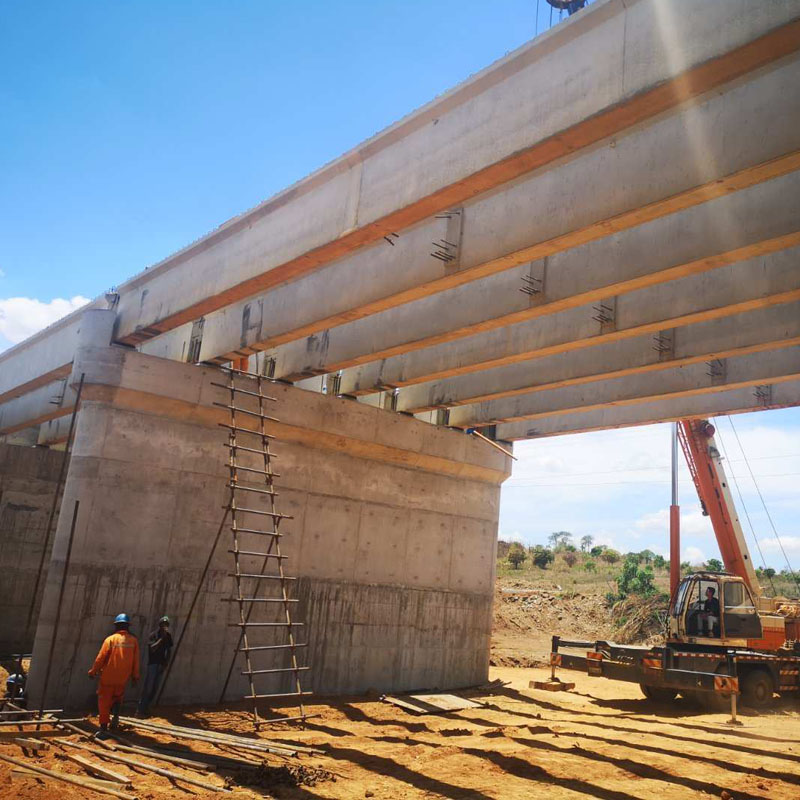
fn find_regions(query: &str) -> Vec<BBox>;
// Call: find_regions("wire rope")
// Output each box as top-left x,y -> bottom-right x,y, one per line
728,416 -> 800,593
714,421 -> 776,594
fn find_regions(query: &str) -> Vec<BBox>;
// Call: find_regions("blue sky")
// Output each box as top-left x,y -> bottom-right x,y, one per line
1,1 -> 797,570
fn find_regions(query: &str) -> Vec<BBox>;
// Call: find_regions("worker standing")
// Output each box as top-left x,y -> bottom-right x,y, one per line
88,613 -> 140,739
137,614 -> 173,717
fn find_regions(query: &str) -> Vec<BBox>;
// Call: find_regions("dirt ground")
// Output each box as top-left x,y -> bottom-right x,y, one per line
3,582 -> 798,799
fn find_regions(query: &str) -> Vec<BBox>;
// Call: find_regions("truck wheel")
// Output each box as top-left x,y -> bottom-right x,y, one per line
741,669 -> 774,709
640,684 -> 677,703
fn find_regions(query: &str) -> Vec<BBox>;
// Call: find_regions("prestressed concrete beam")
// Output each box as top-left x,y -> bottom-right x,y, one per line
339,247 -> 800,395
495,379 -> 800,441
273,166 -> 800,380
138,57 -> 800,366
0,309 -> 113,404
87,1 -> 800,348
400,301 -> 800,413
452,345 -> 800,428
0,379 -> 73,435
37,414 -> 73,447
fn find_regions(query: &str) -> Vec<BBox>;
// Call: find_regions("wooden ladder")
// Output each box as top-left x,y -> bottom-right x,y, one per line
214,366 -> 311,727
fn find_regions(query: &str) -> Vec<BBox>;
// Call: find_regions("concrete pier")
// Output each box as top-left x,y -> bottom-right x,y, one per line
25,347 -> 509,708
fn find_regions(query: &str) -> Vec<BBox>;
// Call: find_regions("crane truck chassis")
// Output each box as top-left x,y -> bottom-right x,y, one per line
550,635 -> 800,709
548,420 -> 800,710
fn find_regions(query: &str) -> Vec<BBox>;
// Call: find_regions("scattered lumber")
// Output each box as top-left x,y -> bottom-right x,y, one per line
0,750 -> 136,799
114,738 -> 261,770
12,767 -> 126,792
63,751 -> 132,784
119,716 -> 322,756
57,719 -> 118,749
0,728 -> 65,740
108,740 -> 214,772
12,736 -> 49,751
55,738 -> 231,793
0,708 -> 62,716
381,693 -> 483,714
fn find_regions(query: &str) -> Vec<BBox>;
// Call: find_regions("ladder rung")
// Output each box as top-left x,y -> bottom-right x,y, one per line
233,507 -> 292,520
231,465 -> 281,478
229,622 -> 304,628
213,402 -> 279,422
228,549 -> 288,558
219,423 -> 276,439
228,483 -> 278,496
240,643 -> 307,651
210,381 -> 277,401
230,573 -> 296,580
242,667 -> 311,675
231,527 -> 282,537
244,691 -> 313,700
255,713 -> 320,725
222,597 -> 299,603
222,443 -> 279,457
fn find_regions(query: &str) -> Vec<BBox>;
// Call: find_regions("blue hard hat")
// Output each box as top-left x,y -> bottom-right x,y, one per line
114,613 -> 130,625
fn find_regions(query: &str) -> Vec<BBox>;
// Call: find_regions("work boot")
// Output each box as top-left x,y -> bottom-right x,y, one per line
110,702 -> 120,730
94,725 -> 110,741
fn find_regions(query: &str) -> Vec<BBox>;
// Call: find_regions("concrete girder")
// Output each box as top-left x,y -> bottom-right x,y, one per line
273,166 -> 800,381
0,318 -> 80,404
0,0 -> 787,363
104,1 -> 800,348
0,309 -> 114,404
0,379 -> 73,435
37,414 -> 73,447
495,379 -> 800,441
450,345 -> 800,428
400,301 -> 800,414
338,245 -> 800,396
138,56 -> 800,366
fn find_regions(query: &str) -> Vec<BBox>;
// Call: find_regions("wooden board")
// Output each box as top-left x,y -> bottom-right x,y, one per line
382,693 -> 483,714
12,737 -> 49,751
529,680 -> 575,692
63,752 -> 132,784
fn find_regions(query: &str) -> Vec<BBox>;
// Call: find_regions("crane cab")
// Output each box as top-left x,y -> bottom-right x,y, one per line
669,572 -> 762,646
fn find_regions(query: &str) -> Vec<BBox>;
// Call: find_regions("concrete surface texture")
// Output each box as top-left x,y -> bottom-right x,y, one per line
0,444 -> 64,655
1,0 -> 799,446
25,347 -> 510,708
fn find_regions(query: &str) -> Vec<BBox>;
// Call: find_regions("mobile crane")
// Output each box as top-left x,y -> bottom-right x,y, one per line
550,419 -> 800,709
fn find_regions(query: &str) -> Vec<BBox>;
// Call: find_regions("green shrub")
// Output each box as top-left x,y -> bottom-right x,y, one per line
531,545 -> 555,570
508,542 -> 527,569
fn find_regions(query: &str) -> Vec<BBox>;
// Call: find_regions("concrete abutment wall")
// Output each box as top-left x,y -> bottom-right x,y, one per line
26,346 -> 510,709
0,444 -> 64,656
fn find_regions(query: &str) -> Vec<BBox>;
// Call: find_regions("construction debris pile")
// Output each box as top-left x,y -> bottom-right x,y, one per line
494,587 -> 612,643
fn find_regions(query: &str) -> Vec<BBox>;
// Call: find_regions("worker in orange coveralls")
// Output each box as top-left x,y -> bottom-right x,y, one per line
88,613 -> 140,739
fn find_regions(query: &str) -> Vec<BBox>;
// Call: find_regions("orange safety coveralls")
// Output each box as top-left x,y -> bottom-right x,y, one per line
88,630 -> 140,725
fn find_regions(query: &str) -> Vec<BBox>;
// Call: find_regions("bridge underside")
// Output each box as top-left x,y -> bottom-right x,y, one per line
2,0 -> 799,448
1,0 -> 799,704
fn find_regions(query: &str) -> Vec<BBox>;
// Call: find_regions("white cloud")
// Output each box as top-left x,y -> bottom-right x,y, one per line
0,295 -> 90,346
683,545 -> 706,564
634,507 -> 712,538
758,535 -> 800,563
